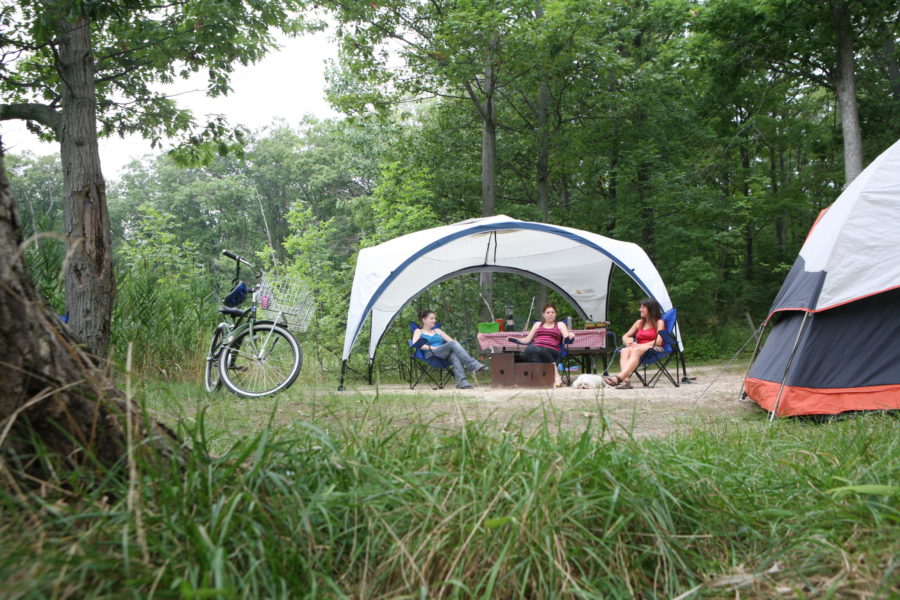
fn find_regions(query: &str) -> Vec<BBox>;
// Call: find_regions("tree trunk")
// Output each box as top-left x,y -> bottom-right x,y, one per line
533,2 -> 550,222
831,0 -> 863,184
879,23 -> 900,101
58,17 -> 115,356
477,36 -> 499,318
481,85 -> 497,217
769,140 -> 786,256
535,78 -> 550,221
740,143 -> 753,279
0,145 -> 176,481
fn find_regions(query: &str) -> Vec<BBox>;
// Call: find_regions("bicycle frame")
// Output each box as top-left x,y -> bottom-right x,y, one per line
206,250 -> 302,396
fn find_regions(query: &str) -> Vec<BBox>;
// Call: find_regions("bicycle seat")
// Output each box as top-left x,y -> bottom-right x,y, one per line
219,306 -> 249,317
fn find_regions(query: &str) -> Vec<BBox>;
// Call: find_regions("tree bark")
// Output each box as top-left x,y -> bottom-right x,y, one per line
533,3 -> 550,222
480,73 -> 497,217
879,24 -> 900,101
0,144 -> 176,482
535,78 -> 551,220
740,143 -> 753,279
831,0 -> 863,184
473,35 -> 500,317
58,17 -> 115,356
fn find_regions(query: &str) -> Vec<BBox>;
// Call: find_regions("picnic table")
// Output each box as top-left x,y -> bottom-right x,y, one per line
476,328 -> 615,374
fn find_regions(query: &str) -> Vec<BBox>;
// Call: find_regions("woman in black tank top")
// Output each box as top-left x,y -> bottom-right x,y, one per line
509,303 -> 575,387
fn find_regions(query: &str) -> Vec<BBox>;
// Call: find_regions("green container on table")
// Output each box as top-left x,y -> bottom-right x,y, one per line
477,321 -> 501,333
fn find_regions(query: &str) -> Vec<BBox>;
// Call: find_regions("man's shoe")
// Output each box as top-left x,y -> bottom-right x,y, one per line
457,383 -> 474,389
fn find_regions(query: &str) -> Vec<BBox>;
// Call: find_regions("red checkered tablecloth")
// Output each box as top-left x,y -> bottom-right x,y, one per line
477,329 -> 607,352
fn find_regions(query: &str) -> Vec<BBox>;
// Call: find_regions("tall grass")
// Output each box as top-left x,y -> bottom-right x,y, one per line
111,261 -> 212,378
1,397 -> 897,599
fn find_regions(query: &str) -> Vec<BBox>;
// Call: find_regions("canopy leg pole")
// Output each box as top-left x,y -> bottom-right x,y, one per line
769,311 -> 811,422
338,360 -> 347,391
368,358 -> 374,385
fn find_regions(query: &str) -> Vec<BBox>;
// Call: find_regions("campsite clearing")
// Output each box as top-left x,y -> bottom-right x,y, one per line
328,364 -> 758,438
155,364 -> 763,445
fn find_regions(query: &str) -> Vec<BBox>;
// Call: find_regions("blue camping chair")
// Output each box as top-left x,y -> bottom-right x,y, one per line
606,307 -> 681,387
408,321 -> 454,390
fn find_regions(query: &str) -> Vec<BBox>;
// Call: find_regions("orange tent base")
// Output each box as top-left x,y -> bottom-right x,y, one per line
745,378 -> 900,417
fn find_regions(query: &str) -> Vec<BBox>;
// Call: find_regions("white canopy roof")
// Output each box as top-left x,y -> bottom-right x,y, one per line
342,215 -> 675,361
769,137 -> 900,316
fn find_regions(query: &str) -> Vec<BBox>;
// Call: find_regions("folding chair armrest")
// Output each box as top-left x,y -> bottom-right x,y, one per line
606,331 -> 618,348
410,338 -> 428,350
659,329 -> 677,348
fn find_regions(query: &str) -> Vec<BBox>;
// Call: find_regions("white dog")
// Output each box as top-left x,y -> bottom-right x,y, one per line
571,373 -> 608,389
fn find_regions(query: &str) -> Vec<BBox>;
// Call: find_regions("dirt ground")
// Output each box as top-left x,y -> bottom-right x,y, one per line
336,364 -> 764,439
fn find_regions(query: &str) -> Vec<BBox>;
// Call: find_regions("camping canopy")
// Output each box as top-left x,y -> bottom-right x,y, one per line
341,215 -> 676,367
745,138 -> 900,416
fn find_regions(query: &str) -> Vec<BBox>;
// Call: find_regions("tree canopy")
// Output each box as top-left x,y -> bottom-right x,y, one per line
3,0 -> 899,374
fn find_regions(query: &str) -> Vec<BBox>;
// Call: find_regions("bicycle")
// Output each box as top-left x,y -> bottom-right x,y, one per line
205,250 -> 313,397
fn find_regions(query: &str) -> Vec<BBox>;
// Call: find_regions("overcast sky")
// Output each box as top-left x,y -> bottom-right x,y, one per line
0,30 -> 340,177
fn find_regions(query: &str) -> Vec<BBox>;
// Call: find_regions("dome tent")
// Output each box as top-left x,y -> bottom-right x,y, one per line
339,215 -> 679,388
744,139 -> 900,417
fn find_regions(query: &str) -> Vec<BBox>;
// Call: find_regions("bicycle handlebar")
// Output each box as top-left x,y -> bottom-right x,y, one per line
221,249 -> 252,266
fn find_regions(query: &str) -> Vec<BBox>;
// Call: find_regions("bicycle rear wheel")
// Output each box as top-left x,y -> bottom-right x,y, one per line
204,327 -> 225,392
219,323 -> 302,397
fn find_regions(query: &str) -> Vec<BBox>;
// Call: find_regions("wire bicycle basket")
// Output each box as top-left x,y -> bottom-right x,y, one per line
257,274 -> 316,332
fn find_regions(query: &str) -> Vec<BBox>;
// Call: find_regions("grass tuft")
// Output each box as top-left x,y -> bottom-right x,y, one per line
1,394 -> 898,598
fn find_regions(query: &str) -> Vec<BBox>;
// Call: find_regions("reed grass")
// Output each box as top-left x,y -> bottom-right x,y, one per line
1,390 -> 897,599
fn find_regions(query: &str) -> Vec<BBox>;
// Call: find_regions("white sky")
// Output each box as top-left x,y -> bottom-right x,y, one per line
0,30 -> 340,177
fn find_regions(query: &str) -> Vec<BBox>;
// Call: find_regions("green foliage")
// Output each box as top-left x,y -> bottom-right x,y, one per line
111,204 -> 212,376
358,160 -> 439,247
5,152 -> 66,313
8,0 -> 900,378
2,0 -> 313,147
2,398 -> 898,597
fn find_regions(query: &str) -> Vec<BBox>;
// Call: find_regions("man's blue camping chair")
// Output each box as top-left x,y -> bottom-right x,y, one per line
606,307 -> 681,387
408,321 -> 454,390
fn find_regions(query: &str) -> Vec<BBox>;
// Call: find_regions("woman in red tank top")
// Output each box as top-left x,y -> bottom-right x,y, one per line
604,298 -> 665,389
510,303 -> 575,387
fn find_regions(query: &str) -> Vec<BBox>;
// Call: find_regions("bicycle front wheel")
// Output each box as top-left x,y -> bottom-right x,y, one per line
204,327 -> 225,392
219,323 -> 302,397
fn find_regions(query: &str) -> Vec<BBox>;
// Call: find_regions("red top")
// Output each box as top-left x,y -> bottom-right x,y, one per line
534,323 -> 563,349
635,327 -> 658,344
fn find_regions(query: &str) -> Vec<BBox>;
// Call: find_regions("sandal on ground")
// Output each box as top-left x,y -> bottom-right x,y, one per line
603,375 -> 620,387
554,381 -> 564,388
615,381 -> 633,389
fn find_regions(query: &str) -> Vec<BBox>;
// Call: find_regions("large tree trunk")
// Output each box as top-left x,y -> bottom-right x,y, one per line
0,144 -> 176,482
58,17 -> 115,356
533,3 -> 550,222
831,0 -> 863,184
535,78 -> 551,221
471,36 -> 500,319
